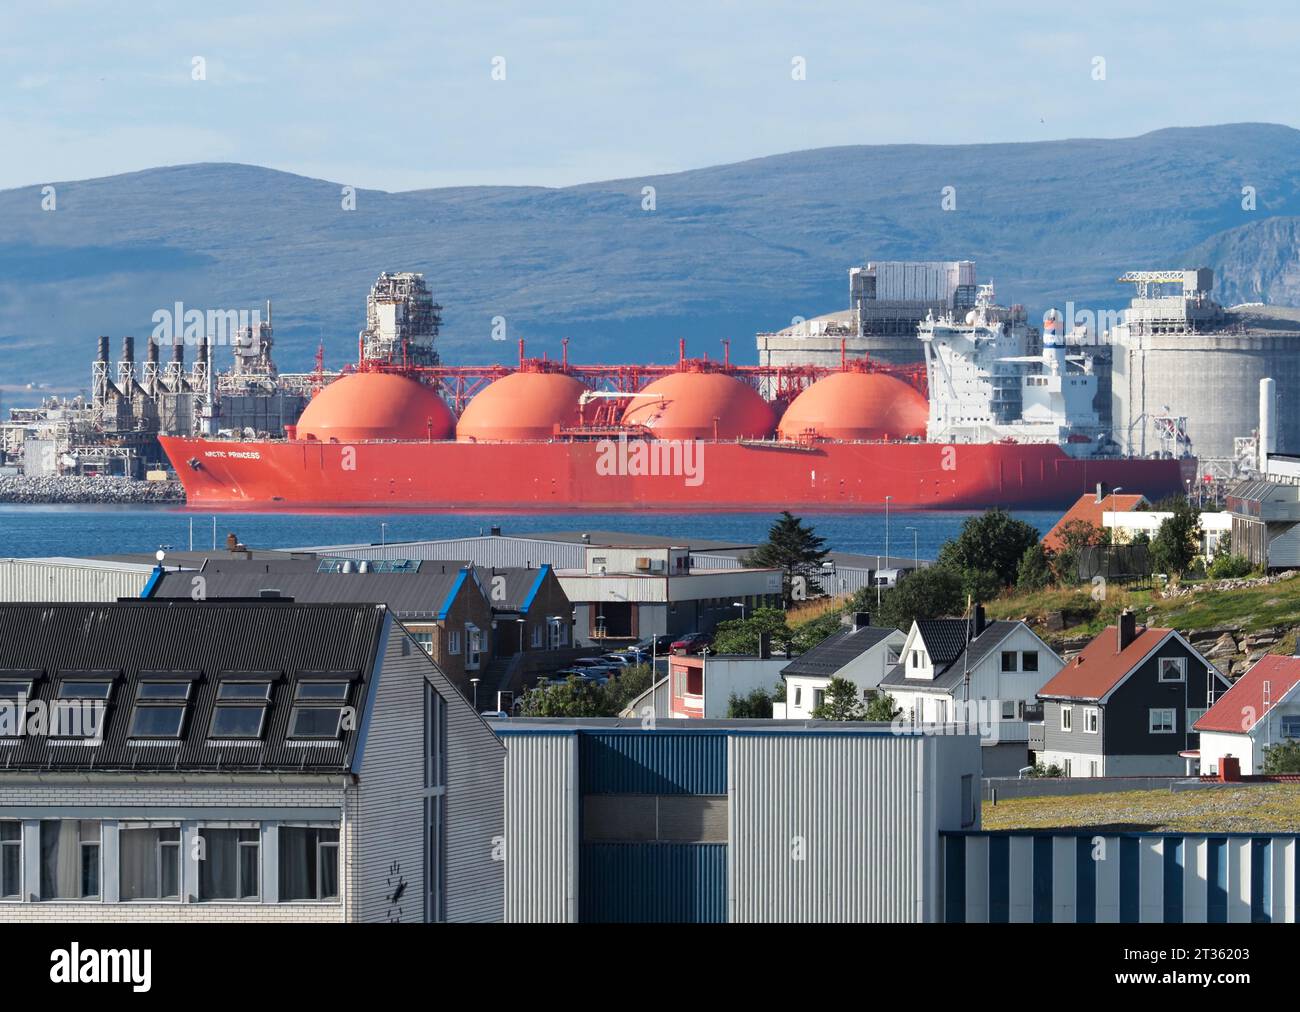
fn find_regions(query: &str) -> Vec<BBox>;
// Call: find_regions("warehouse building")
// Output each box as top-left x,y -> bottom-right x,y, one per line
495,719 -> 980,923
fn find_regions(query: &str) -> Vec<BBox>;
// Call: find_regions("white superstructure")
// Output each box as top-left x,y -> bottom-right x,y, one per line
920,285 -> 1106,454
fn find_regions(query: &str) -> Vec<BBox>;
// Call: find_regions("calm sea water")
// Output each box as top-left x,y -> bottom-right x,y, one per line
0,505 -> 1062,561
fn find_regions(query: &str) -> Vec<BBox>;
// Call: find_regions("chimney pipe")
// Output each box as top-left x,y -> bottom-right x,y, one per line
974,604 -> 986,635
1095,481 -> 1104,504
146,337 -> 159,365
1260,377 -> 1277,473
122,336 -> 135,364
97,336 -> 110,363
757,631 -> 771,659
1118,609 -> 1137,652
172,338 -> 185,365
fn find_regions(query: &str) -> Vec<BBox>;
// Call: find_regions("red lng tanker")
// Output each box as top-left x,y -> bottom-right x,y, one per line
160,342 -> 1188,511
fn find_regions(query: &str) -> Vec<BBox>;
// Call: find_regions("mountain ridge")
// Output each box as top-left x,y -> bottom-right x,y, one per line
3,123 -> 1300,400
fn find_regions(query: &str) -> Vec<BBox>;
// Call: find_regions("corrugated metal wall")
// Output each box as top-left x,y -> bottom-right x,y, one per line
0,559 -> 152,602
729,733 -> 927,922
356,619 -> 506,923
579,731 -> 727,794
580,843 -> 726,922
943,831 -> 1299,923
503,732 -> 578,923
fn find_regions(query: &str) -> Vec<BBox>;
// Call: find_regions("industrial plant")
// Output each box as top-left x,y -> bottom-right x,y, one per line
2,261 -> 1296,508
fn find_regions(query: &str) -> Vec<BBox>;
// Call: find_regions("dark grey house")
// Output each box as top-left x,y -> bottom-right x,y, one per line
0,600 -> 504,922
1036,610 -> 1230,777
778,613 -> 905,718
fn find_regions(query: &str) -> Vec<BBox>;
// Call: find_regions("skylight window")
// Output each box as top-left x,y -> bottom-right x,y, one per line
128,680 -> 194,739
52,673 -> 116,738
209,679 -> 273,740
0,673 -> 37,738
288,678 -> 353,740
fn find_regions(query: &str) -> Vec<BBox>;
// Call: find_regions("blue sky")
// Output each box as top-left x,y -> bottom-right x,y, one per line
3,0 -> 1298,192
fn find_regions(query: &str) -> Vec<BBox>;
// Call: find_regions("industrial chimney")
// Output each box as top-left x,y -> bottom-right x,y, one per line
1259,377 -> 1277,474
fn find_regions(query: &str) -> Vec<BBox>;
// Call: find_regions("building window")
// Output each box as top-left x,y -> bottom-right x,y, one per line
886,647 -> 900,666
128,680 -> 192,739
1063,758 -> 1072,776
1089,761 -> 1099,778
1084,708 -> 1098,733
52,678 -> 113,739
531,624 -> 543,648
411,631 -> 434,655
209,681 -> 271,739
198,828 -> 260,900
279,827 -> 339,901
119,825 -> 181,901
1001,651 -> 1017,673
1021,651 -> 1039,672
0,676 -> 35,738
911,650 -> 921,668
1149,708 -> 1177,734
287,680 -> 351,740
39,820 -> 100,900
1001,700 -> 1017,720
793,686 -> 802,707
447,630 -> 461,656
0,822 -> 20,899
1060,706 -> 1072,732
1188,707 -> 1208,731
812,689 -> 825,711
1158,657 -> 1186,683
425,685 -> 448,924
1282,716 -> 1300,740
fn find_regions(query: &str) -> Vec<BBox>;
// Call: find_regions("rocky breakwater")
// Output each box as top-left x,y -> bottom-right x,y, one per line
0,475 -> 185,504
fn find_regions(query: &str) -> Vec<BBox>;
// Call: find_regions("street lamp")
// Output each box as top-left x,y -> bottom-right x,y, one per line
1107,487 -> 1123,544
380,522 -> 389,547
905,526 -> 919,571
884,495 -> 892,567
732,601 -> 746,621
470,677 -> 480,710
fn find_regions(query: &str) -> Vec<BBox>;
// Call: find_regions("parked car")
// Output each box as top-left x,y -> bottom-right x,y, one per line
601,653 -> 635,668
671,632 -> 713,654
570,658 -> 610,670
631,635 -> 675,656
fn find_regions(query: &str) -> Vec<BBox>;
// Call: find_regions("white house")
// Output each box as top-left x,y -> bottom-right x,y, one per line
778,612 -> 905,719
1196,654 -> 1300,775
878,607 -> 1064,775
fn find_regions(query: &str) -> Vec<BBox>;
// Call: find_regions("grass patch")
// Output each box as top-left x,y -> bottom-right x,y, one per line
983,575 -> 1300,645
983,784 -> 1300,833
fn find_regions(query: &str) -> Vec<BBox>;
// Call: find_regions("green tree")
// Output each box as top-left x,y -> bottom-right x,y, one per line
744,511 -> 830,605
875,566 -> 964,630
1052,518 -> 1103,583
520,665 -> 657,718
727,687 -> 774,718
810,677 -> 866,720
517,675 -> 607,717
1016,543 -> 1053,591
1150,499 -> 1202,578
711,607 -> 795,655
865,690 -> 901,722
1262,740 -> 1300,775
937,508 -> 1041,589
603,664 -> 655,713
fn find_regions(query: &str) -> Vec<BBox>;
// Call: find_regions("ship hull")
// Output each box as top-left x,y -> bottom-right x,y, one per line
159,436 -> 1189,511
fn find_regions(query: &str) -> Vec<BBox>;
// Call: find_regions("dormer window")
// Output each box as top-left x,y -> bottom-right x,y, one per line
209,673 -> 277,740
288,677 -> 353,740
129,674 -> 198,739
0,672 -> 38,737
53,672 -> 116,739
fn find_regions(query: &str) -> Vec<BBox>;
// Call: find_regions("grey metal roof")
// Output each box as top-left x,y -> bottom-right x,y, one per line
150,560 -> 474,619
471,565 -> 547,613
0,601 -> 386,772
879,620 -> 1020,693
781,625 -> 897,679
95,549 -> 319,567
